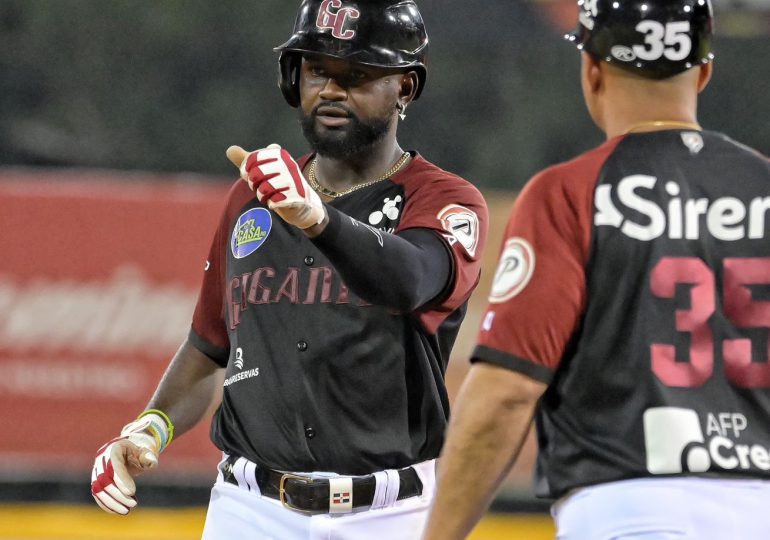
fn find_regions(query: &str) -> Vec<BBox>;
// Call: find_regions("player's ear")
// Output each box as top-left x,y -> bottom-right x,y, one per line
398,70 -> 419,104
696,62 -> 713,94
582,52 -> 603,94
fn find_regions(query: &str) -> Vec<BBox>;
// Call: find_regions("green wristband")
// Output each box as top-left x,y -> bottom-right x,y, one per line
138,409 -> 175,450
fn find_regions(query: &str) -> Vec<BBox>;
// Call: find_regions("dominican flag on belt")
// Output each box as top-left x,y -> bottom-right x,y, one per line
332,492 -> 351,504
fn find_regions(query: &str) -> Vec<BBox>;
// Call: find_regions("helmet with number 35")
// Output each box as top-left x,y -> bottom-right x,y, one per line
565,0 -> 714,79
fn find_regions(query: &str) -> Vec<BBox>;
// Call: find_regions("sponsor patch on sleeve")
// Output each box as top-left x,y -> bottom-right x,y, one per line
489,237 -> 535,303
437,204 -> 480,258
231,207 -> 272,259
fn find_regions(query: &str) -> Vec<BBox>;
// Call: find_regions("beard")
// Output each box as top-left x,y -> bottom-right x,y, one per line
300,104 -> 391,160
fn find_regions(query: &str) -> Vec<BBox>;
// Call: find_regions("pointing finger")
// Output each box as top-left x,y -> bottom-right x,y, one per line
226,145 -> 248,168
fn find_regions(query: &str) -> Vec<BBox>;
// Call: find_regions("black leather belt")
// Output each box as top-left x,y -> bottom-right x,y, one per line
219,455 -> 423,514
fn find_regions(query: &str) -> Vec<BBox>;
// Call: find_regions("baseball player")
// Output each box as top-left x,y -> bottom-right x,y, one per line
422,1 -> 770,539
90,1 -> 488,539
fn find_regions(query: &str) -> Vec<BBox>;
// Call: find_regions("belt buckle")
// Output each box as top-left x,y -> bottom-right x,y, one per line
279,472 -> 314,514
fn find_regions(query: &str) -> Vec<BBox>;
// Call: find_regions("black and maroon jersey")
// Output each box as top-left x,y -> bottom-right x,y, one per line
474,130 -> 770,498
190,152 -> 487,475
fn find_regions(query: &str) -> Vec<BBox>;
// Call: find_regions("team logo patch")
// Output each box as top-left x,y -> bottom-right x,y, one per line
231,208 -> 272,259
489,237 -> 535,303
437,204 -> 480,258
316,0 -> 360,40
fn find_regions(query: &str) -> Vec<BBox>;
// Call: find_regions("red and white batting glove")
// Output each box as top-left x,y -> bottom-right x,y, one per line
91,412 -> 172,515
227,144 -> 325,230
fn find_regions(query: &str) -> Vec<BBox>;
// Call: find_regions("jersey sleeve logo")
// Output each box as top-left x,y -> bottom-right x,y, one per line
489,237 -> 535,303
437,204 -> 480,258
231,208 -> 272,259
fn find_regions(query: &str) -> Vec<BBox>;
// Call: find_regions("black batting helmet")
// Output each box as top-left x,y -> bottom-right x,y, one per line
275,0 -> 429,107
565,0 -> 714,79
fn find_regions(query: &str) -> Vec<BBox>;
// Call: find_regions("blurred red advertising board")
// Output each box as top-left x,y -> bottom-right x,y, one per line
0,168 -> 232,481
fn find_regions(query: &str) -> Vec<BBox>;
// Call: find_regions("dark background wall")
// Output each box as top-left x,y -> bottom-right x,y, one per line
1,0 -> 767,191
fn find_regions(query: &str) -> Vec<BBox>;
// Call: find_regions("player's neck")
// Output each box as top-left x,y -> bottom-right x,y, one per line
623,119 -> 702,134
309,140 -> 408,192
599,83 -> 700,139
604,112 -> 700,139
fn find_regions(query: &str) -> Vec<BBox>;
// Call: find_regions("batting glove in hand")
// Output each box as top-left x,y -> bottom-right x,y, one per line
227,144 -> 325,230
91,419 -> 160,515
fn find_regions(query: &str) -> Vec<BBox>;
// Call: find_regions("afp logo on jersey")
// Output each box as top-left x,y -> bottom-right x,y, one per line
643,407 -> 770,475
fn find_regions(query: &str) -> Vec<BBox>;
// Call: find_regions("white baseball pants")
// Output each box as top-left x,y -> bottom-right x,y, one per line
200,459 -> 435,540
551,476 -> 770,540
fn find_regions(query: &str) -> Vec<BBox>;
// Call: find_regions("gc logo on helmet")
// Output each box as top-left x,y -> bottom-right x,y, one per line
275,0 -> 429,107
565,0 -> 714,79
316,0 -> 360,40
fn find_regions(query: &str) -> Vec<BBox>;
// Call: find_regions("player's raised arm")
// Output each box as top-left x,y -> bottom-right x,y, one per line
226,143 -> 487,312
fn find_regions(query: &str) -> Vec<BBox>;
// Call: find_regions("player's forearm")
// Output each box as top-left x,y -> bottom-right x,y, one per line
310,205 -> 452,311
145,338 -> 224,438
422,364 -> 546,540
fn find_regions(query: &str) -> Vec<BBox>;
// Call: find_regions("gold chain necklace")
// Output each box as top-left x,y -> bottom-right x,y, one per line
306,151 -> 411,199
625,120 -> 702,134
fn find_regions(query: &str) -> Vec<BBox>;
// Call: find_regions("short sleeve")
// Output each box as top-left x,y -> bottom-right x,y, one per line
188,185 -> 243,366
396,170 -> 489,333
472,141 -> 621,382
